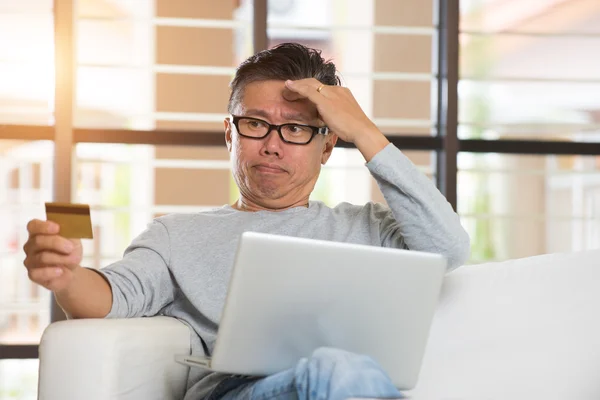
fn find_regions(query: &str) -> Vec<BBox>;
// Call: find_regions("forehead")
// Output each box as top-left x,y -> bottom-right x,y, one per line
237,80 -> 319,120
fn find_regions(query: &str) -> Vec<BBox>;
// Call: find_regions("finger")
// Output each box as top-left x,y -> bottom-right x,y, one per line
29,235 -> 75,255
282,86 -> 306,102
27,219 -> 60,235
285,79 -> 324,103
30,251 -> 79,268
285,78 -> 322,94
289,77 -> 322,88
28,266 -> 64,285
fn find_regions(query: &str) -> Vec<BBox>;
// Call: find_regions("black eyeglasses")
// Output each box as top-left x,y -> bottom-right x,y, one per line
230,115 -> 329,145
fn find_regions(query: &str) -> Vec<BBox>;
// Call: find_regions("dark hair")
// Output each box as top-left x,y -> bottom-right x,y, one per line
227,42 -> 341,113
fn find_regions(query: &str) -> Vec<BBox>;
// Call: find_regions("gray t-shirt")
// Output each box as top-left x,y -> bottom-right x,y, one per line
99,144 -> 470,399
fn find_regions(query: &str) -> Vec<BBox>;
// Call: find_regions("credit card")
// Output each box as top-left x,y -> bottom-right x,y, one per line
45,202 -> 94,239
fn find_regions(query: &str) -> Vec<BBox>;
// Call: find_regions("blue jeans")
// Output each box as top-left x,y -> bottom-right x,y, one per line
210,347 -> 403,400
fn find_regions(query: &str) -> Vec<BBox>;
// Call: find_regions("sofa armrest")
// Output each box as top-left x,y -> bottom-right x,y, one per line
38,317 -> 191,400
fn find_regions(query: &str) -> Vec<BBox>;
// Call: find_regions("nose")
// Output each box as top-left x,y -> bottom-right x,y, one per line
260,128 -> 283,158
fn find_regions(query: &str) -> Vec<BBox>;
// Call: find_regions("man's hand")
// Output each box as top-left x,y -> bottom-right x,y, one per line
284,78 -> 390,161
23,219 -> 83,293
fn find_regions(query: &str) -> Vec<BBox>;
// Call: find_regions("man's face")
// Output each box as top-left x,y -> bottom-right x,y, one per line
225,80 -> 337,209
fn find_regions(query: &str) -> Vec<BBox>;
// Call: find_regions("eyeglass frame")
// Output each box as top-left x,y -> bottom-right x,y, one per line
229,115 -> 329,145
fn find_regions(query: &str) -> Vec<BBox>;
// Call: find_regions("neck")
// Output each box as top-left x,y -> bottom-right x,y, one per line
232,197 -> 309,212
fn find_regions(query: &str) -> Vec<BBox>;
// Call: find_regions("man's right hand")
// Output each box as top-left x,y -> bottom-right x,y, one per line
23,219 -> 83,293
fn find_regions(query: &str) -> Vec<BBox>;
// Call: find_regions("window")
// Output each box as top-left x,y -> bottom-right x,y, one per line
459,0 -> 600,262
0,359 -> 38,400
1,1 -> 599,398
459,153 -> 600,263
0,140 -> 54,344
0,140 -> 53,398
0,1 -> 54,126
75,0 -> 253,131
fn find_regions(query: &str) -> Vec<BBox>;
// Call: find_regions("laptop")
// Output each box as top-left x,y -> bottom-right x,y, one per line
176,231 -> 446,389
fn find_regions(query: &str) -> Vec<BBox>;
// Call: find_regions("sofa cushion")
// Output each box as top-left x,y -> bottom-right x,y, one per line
405,249 -> 600,400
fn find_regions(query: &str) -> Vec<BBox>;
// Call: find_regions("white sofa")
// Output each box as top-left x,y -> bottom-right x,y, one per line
38,249 -> 600,400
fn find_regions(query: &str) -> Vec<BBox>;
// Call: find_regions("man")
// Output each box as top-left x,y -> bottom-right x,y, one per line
23,43 -> 470,399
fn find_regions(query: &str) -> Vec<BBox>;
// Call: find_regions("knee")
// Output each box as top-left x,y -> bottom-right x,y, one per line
293,347 -> 401,400
295,347 -> 372,386
309,347 -> 373,368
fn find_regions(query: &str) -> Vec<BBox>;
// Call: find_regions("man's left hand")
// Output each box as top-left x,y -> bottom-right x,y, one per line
284,78 -> 390,161
284,78 -> 380,144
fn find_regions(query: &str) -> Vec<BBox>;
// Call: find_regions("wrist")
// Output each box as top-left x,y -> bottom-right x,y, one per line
354,128 -> 390,162
54,264 -> 82,297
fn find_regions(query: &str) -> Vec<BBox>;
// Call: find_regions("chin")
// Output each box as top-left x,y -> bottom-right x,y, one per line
256,185 -> 282,199
251,176 -> 284,193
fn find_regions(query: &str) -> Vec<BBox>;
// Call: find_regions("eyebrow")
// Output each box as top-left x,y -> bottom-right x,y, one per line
244,109 -> 314,124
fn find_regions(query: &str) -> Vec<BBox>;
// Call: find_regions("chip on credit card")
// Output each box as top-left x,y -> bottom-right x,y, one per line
45,202 -> 94,239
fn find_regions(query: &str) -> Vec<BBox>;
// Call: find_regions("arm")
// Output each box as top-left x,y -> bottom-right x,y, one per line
366,144 -> 471,269
23,219 -> 112,318
350,125 -> 471,268
95,219 -> 176,318
55,267 -> 113,318
284,78 -> 470,269
23,219 -> 175,319
66,220 -> 176,318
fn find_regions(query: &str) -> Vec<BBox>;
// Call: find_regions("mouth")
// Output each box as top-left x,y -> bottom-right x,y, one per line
254,163 -> 287,174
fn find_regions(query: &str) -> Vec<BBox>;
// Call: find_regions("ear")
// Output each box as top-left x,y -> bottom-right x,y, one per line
224,118 -> 233,152
321,133 -> 338,165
